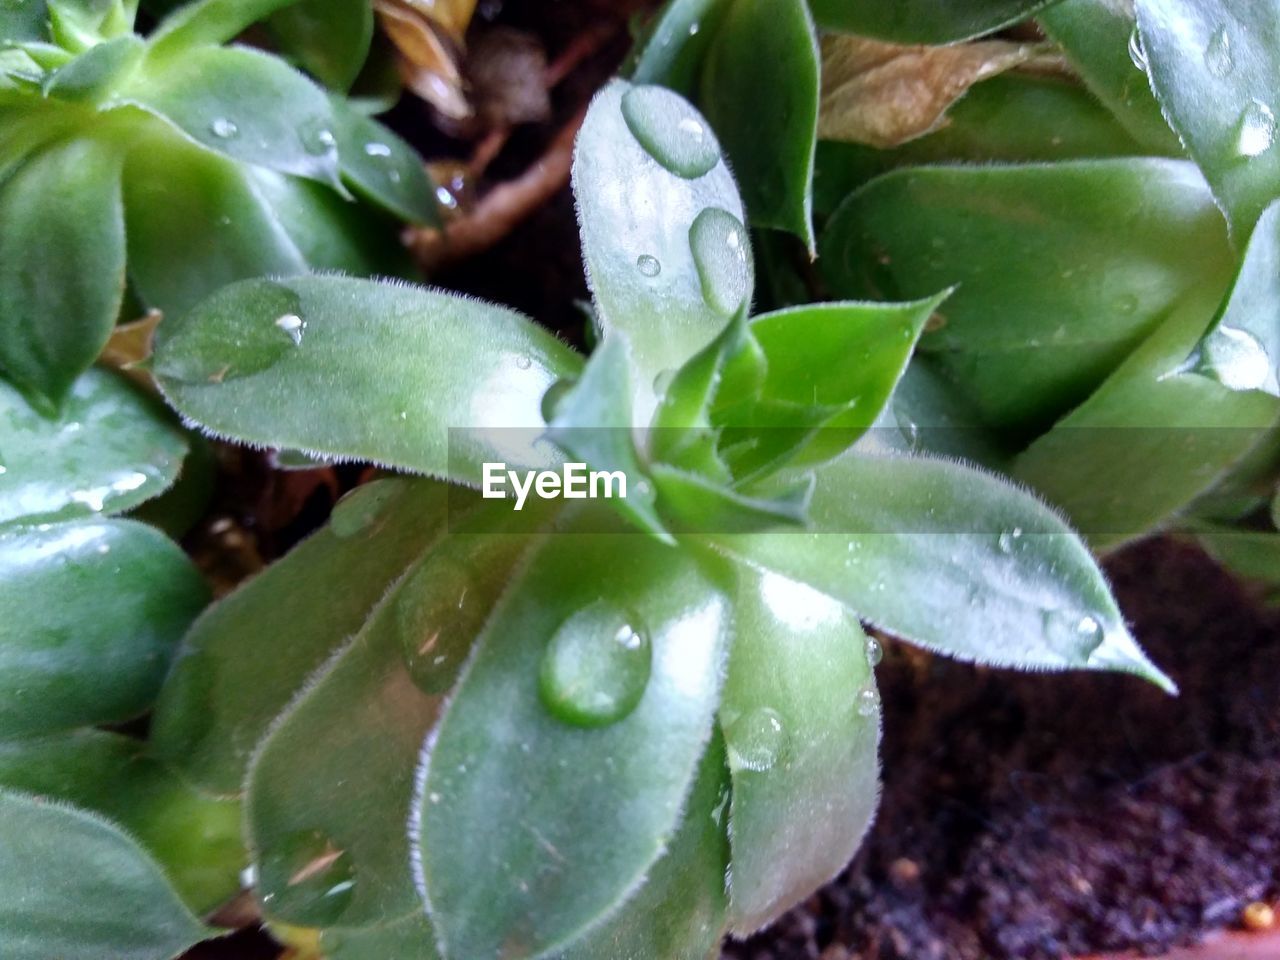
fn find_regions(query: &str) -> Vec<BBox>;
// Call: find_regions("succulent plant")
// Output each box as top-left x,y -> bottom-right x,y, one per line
3,79 -> 1165,960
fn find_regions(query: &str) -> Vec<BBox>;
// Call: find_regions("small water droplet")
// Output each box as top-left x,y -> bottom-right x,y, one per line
864,636 -> 883,668
274,312 -> 305,346
1127,26 -> 1148,72
330,479 -> 405,539
258,829 -> 356,925
652,369 -> 676,396
1042,609 -> 1107,656
1202,326 -> 1272,390
636,254 -> 662,277
397,559 -> 485,694
435,185 -> 458,209
997,527 -> 1023,554
515,355 -> 532,370
1236,100 -> 1276,157
895,410 -> 920,451
856,686 -> 880,717
1204,25 -> 1233,78
688,21 -> 700,36
300,119 -> 338,155
363,141 -> 392,157
1116,293 -> 1139,315
689,207 -> 750,316
539,600 -> 652,727
621,84 -> 721,179
540,378 -> 576,423
209,117 -> 239,139
726,706 -> 786,772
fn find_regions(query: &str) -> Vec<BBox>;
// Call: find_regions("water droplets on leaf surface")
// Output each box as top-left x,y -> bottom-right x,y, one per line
539,600 -> 651,727
856,686 -> 880,718
397,558 -> 487,694
1127,26 -> 1147,72
726,706 -> 786,772
997,527 -> 1023,554
864,636 -> 883,668
514,354 -> 532,370
689,207 -> 751,317
329,479 -> 406,539
1204,25 -> 1233,78
363,142 -> 392,157
275,313 -> 305,346
1042,609 -> 1106,657
636,254 -> 662,278
258,829 -> 357,925
621,84 -> 721,179
209,117 -> 239,139
299,118 -> 338,155
1236,100 -> 1276,158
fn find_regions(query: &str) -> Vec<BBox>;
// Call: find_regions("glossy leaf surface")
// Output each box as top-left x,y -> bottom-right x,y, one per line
271,0 -> 373,91
821,160 -> 1234,432
152,275 -> 581,485
0,519 -> 208,738
701,0 -> 818,247
416,527 -> 730,959
329,95 -> 437,225
0,368 -> 186,526
720,565 -> 879,933
0,789 -> 207,960
808,0 -> 1054,43
708,452 -> 1174,690
627,0 -> 727,96
150,479 -> 451,793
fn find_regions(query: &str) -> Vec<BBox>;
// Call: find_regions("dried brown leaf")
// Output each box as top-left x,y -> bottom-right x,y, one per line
375,0 -> 472,119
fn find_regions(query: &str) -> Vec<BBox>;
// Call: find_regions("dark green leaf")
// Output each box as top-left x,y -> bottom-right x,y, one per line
148,0 -> 297,52
328,94 -> 437,225
0,368 -> 186,526
271,0 -> 373,91
0,133 -> 126,409
626,0 -> 728,96
0,789 -> 208,960
1136,0 -> 1280,237
720,564 -> 879,933
43,34 -> 144,101
152,275 -> 581,485
0,519 -> 208,738
320,913 -> 440,960
701,0 -> 818,247
1,0 -> 51,43
1193,524 -> 1280,603
821,160 -> 1234,433
150,478 -> 451,794
706,452 -> 1175,690
809,0 -> 1054,43
416,528 -> 730,959
0,732 -> 243,913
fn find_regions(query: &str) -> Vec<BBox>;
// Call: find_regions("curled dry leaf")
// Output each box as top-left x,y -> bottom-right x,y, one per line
375,0 -> 473,120
99,309 -> 163,390
817,35 -> 1040,148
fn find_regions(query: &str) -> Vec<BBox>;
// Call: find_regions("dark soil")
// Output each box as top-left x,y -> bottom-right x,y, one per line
724,538 -> 1280,960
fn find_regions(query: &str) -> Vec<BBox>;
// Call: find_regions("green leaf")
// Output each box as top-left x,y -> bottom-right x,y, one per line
270,0 -> 373,91
0,519 -> 208,739
1193,524 -> 1280,602
573,79 -> 748,422
554,733 -> 731,960
706,451 -> 1175,691
1192,199 -> 1280,395
652,464 -> 811,532
701,0 -> 818,248
1136,0 -> 1280,237
0,731 -> 243,913
152,275 -> 582,486
1038,0 -> 1180,153
0,133 -> 126,409
328,94 -> 437,225
148,0 -> 297,52
0,789 -> 208,960
719,564 -> 879,933
1013,295 -> 1280,548
320,913 -> 440,960
247,501 -> 539,929
150,478 -> 451,794
626,0 -> 729,97
821,160 -> 1234,433
0,368 -> 186,526
809,0 -> 1054,43
1,0 -> 51,43
415,527 -> 731,959
43,34 -> 144,101
47,0 -> 133,51
124,44 -> 343,191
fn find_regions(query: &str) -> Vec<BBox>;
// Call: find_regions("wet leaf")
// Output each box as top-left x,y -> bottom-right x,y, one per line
328,94 -> 438,225
627,0 -> 728,97
809,0 -> 1054,43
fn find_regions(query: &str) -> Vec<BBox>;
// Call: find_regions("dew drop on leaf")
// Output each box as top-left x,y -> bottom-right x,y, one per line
515,354 -> 532,370
299,119 -> 337,155
363,142 -> 392,157
689,207 -> 750,316
1127,26 -> 1147,72
329,479 -> 406,539
1041,609 -> 1107,657
397,559 -> 484,694
274,313 -> 305,346
1204,25 -> 1234,79
864,636 -> 883,668
621,84 -> 721,179
259,829 -> 357,925
540,377 -> 576,423
856,686 -> 880,717
539,600 -> 651,727
636,253 -> 662,277
997,527 -> 1022,554
209,117 -> 239,139
726,706 -> 786,772
1236,100 -> 1276,157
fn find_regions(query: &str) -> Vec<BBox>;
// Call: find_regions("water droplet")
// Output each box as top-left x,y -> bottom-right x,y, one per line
895,410 -> 920,451
726,706 -> 786,772
864,636 -> 883,668
209,117 -> 239,139
636,254 -> 662,277
300,119 -> 337,155
652,368 -> 676,396
856,686 -> 880,717
621,84 -> 721,179
1127,26 -> 1148,72
515,354 -> 532,370
540,378 -> 576,423
1202,325 -> 1272,390
363,141 -> 392,157
689,207 -> 750,316
435,185 -> 458,210
539,600 -> 651,727
1116,293 -> 1139,315
1236,100 -> 1276,157
397,559 -> 485,694
1204,25 -> 1233,78
1042,609 -> 1107,656
274,312 -> 305,346
258,829 -> 356,925
329,479 -> 405,539
997,527 -> 1023,554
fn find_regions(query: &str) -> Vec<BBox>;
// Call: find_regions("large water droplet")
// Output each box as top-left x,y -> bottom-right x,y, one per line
636,254 -> 662,278
997,527 -> 1023,554
275,312 -> 305,346
1042,609 -> 1107,656
259,829 -> 356,925
539,600 -> 652,727
1203,325 -> 1272,390
856,686 -> 880,717
1236,100 -> 1276,157
209,117 -> 239,139
652,368 -> 676,396
726,706 -> 786,772
864,636 -> 883,668
397,559 -> 485,693
329,479 -> 405,539
1127,26 -> 1148,72
621,85 -> 721,179
1204,25 -> 1234,78
689,207 -> 750,317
